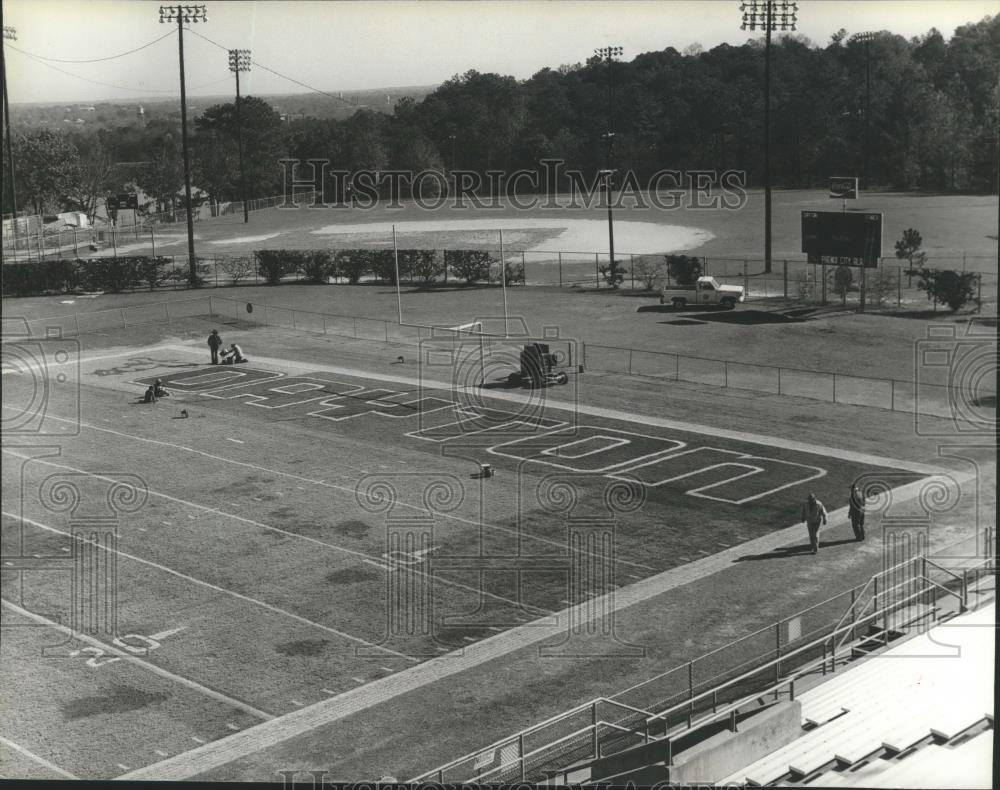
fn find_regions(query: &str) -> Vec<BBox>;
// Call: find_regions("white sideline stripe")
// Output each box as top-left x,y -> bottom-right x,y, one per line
115,469 -> 976,783
0,599 -> 273,723
0,735 -> 79,780
0,402 -> 652,574
160,343 -> 945,475
0,443 -> 557,616
1,508 -> 415,665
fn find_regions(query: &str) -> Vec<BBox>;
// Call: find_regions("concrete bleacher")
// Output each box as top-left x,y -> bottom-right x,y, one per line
717,602 -> 994,787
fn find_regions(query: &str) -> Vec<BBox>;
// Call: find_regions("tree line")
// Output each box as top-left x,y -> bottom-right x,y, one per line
4,16 -> 997,221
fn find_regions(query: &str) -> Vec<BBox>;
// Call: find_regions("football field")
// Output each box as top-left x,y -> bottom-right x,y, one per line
0,330 -> 937,779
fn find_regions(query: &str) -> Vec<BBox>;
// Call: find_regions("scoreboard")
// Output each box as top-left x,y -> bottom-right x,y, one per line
801,210 -> 882,267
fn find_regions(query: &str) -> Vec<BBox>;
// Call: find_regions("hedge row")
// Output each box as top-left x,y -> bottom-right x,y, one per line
1,249 -> 527,297
1,256 -> 186,296
255,248 -> 524,286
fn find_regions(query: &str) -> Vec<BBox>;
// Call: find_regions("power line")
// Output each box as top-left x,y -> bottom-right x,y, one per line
7,30 -> 176,63
184,26 -> 357,106
11,48 -> 179,94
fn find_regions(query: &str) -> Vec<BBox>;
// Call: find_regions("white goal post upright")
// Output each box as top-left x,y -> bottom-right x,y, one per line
393,224 -> 403,325
499,227 -> 509,339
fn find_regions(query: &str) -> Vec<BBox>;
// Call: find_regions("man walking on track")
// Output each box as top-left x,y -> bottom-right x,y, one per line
849,483 -> 866,541
208,329 -> 223,364
801,492 -> 828,554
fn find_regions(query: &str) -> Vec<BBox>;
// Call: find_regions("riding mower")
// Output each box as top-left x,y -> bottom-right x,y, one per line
507,342 -> 570,388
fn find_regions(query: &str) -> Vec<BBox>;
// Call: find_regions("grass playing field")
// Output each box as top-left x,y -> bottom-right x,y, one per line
0,309 -> 959,779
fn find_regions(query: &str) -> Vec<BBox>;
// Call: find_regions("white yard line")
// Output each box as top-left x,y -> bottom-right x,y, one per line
0,599 -> 273,722
0,443 -> 558,616
0,735 -> 79,780
1,508 -> 415,665
115,468 -> 977,782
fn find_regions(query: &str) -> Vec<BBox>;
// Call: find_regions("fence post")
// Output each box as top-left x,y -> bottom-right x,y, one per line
385,321 -> 389,343
724,361 -> 729,388
821,261 -> 827,304
783,260 -> 788,299
897,266 -> 902,308
630,254 -> 635,290
558,252 -> 563,286
777,367 -> 782,395
595,253 -> 600,289
774,622 -> 781,686
74,313 -> 81,336
891,379 -> 895,411
353,317 -> 358,339
976,275 -> 982,312
518,734 -> 526,780
833,374 -> 837,403
628,349 -> 633,375
675,355 -> 679,380
687,661 -> 694,727
214,257 -> 219,288
591,703 -> 598,759
120,308 -> 127,329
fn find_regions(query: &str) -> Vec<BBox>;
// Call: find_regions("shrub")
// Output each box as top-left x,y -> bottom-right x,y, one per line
137,257 -> 171,290
370,250 -> 399,284
665,254 -> 703,285
505,261 -> 525,286
335,250 -> 370,284
916,269 -> 979,311
445,249 -> 494,284
633,257 -> 666,291
79,257 -> 143,293
300,251 -> 333,284
599,261 -> 626,288
256,249 -> 301,285
218,255 -> 256,285
399,249 -> 444,284
865,266 -> 898,308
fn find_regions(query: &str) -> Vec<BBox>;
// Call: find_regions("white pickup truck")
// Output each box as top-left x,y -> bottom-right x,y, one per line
660,276 -> 745,309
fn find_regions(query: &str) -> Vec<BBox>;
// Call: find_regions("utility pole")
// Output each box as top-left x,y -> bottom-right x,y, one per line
159,4 -> 207,286
228,48 -> 251,223
740,1 -> 798,274
2,26 -> 19,259
856,32 -> 877,190
595,45 -> 623,287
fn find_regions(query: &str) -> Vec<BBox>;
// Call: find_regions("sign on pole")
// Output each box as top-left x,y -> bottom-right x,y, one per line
829,176 -> 859,200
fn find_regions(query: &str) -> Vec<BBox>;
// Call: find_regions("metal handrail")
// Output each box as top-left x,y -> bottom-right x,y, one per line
411,528 -> 991,783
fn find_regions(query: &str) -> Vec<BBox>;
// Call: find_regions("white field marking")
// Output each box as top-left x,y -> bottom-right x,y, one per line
290,700 -> 304,707
1,511 -> 415,665
0,598 -> 274,721
323,688 -> 338,694
351,678 -> 365,684
0,736 -> 79,779
488,426 -> 687,474
1,452 -> 557,618
190,737 -> 206,744
541,435 -> 631,459
120,469 -> 978,784
225,438 -> 244,444
149,626 -> 188,641
226,723 -> 241,731
162,345 -> 943,476
0,406 -> 654,575
609,446 -> 828,504
117,764 -> 131,771
154,750 -> 169,757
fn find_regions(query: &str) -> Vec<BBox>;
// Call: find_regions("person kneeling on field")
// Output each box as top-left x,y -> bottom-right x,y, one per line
221,343 -> 248,364
153,379 -> 170,398
141,385 -> 157,404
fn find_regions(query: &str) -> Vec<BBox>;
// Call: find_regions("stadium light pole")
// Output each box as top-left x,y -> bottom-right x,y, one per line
2,26 -> 19,259
228,48 -> 251,223
740,0 -> 797,275
160,4 -> 207,286
595,45 -> 623,287
856,32 -> 877,190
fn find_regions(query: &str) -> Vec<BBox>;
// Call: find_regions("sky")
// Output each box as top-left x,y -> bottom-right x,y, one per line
3,0 -> 996,105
